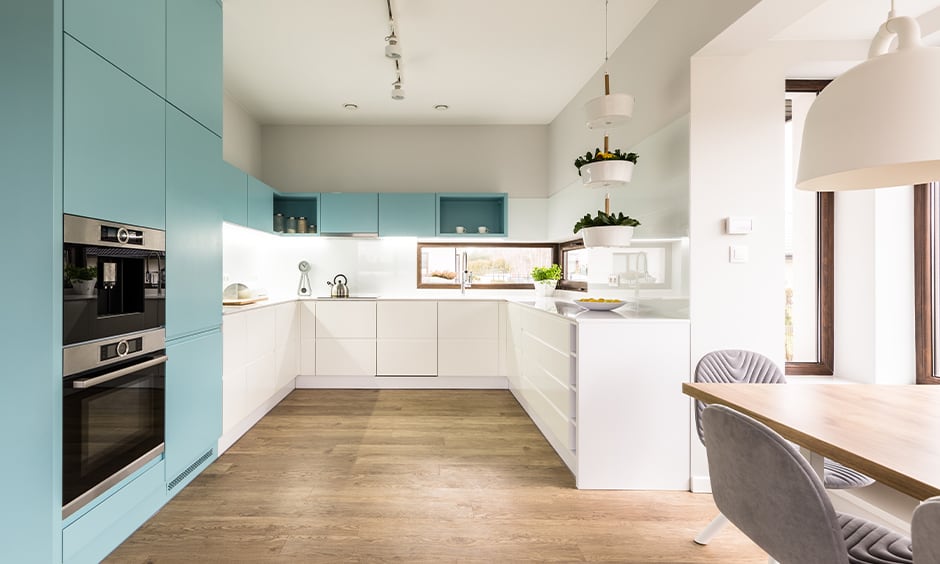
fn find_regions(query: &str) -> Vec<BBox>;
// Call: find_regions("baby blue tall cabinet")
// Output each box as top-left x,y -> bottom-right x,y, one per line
1,1 -> 62,562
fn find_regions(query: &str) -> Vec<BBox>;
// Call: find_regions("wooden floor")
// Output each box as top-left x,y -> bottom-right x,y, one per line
106,389 -> 766,563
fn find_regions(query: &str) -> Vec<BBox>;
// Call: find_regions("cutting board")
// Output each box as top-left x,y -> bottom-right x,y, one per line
222,296 -> 269,306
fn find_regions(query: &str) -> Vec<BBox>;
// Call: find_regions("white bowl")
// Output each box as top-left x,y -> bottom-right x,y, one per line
575,299 -> 626,311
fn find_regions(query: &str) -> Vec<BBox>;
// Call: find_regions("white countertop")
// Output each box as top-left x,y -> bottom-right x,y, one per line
223,294 -> 688,322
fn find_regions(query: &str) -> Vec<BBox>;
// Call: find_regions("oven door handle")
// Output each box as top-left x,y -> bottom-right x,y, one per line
72,355 -> 168,389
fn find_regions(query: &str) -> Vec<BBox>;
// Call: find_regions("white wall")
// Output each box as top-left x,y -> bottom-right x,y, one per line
260,125 -> 548,197
222,90 -> 262,178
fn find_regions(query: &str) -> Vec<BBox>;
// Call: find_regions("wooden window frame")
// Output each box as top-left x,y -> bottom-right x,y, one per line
915,183 -> 939,384
785,80 -> 834,376
416,242 -> 560,290
558,239 -> 588,292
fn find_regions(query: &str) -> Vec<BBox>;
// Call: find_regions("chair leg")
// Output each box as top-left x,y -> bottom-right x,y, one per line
694,513 -> 729,545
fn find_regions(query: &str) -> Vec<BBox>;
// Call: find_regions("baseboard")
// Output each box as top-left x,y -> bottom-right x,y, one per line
218,379 -> 295,455
690,476 -> 712,493
294,375 -> 509,389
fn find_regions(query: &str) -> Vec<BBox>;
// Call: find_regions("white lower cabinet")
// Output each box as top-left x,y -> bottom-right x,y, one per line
221,302 -> 298,447
299,301 -> 316,374
314,301 -> 376,376
437,301 -> 500,377
376,301 -> 437,376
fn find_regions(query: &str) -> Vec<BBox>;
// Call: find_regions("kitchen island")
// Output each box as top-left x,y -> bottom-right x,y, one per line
221,296 -> 690,490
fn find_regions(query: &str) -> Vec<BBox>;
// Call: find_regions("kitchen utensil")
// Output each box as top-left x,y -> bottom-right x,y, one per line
297,216 -> 308,233
297,261 -> 312,296
273,213 -> 284,232
327,274 -> 349,298
455,226 -> 466,233
478,226 -> 488,233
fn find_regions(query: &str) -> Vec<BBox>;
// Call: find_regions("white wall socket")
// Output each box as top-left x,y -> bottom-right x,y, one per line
608,274 -> 620,286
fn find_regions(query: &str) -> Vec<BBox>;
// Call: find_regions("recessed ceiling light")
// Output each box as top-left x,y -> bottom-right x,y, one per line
344,103 -> 358,111
433,104 -> 449,111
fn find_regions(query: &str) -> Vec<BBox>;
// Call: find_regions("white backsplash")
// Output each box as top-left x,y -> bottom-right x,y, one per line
223,222 -> 689,301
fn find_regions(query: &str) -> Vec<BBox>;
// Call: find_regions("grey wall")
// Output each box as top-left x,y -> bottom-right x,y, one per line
260,125 -> 549,197
223,90 -> 262,178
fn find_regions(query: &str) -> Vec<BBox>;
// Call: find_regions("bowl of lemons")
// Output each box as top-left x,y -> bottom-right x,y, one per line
575,297 -> 626,311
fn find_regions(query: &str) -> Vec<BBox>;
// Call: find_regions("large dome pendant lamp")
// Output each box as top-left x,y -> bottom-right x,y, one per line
797,2 -> 940,191
584,0 -> 634,129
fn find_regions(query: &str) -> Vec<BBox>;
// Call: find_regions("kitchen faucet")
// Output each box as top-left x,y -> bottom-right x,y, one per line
458,251 -> 471,294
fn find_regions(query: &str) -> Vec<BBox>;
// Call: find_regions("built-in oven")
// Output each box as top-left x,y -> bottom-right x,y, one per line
63,214 -> 165,346
62,328 -> 166,518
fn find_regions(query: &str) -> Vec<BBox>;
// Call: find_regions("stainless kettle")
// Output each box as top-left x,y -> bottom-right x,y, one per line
327,274 -> 349,298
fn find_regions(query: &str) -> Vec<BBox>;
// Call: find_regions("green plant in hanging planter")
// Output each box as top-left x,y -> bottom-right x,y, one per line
574,148 -> 639,175
531,264 -> 562,282
573,211 -> 641,234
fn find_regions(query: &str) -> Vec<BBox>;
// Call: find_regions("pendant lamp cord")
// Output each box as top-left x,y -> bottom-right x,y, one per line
604,0 -> 609,62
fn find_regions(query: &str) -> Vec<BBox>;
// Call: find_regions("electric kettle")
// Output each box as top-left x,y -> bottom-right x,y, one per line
327,274 -> 349,298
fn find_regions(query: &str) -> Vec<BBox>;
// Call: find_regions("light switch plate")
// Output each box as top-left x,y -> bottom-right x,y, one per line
729,245 -> 749,263
725,217 -> 753,235
608,274 -> 619,287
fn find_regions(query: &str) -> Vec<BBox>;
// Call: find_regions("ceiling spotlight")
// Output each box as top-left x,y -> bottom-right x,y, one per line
391,78 -> 405,100
343,103 -> 358,111
433,104 -> 449,111
385,31 -> 401,59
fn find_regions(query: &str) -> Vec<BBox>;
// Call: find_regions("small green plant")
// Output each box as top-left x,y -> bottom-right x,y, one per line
574,148 -> 639,175
573,211 -> 641,234
531,264 -> 562,282
66,265 -> 97,282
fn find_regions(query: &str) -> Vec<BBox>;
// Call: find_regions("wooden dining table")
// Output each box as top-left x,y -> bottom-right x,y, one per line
682,382 -> 940,501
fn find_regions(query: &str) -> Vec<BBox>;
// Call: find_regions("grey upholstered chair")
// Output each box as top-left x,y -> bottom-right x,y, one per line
701,404 -> 913,564
913,496 -> 940,563
692,349 -> 875,545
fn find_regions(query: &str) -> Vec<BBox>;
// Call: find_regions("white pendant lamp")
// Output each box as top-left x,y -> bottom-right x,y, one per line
797,8 -> 940,191
584,0 -> 634,128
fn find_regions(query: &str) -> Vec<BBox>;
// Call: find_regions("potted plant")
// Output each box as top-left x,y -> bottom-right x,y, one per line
574,146 -> 639,187
531,264 -> 562,297
574,210 -> 640,247
66,265 -> 97,295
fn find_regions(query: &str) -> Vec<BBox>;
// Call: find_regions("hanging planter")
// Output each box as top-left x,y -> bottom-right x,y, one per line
585,75 -> 634,129
573,211 -> 640,248
579,160 -> 635,188
574,137 -> 639,188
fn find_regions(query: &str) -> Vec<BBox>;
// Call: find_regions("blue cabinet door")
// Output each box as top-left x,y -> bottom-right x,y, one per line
165,105 -> 222,340
167,0 -> 221,135
378,193 -> 436,237
64,0 -> 166,95
247,176 -> 274,232
220,162 -> 248,226
64,36 -> 165,229
320,193 -> 378,233
164,330 -> 221,490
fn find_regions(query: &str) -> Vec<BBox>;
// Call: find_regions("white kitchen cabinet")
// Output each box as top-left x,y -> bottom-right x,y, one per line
299,301 -> 316,375
437,301 -> 499,377
315,300 -> 376,376
274,301 -> 299,390
376,301 -> 437,376
220,302 -> 299,452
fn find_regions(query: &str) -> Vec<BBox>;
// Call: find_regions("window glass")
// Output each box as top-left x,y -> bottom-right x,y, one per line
418,244 -> 555,288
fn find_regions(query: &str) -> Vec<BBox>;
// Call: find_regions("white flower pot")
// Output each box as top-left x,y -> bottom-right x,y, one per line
580,225 -> 634,248
72,279 -> 96,295
534,279 -> 557,297
579,160 -> 634,188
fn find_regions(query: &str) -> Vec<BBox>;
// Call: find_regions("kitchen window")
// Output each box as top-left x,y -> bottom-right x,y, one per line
785,80 -> 834,376
417,243 -> 558,289
915,182 -> 939,384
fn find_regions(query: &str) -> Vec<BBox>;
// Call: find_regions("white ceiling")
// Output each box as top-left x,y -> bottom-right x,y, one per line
224,0 -> 940,127
223,0 -> 658,126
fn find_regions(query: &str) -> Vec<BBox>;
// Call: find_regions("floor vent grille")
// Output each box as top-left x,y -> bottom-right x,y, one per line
167,449 -> 213,492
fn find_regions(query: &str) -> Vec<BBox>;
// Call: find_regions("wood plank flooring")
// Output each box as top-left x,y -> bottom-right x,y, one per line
106,389 -> 766,563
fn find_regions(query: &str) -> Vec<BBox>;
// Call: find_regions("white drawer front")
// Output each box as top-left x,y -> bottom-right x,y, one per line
376,339 -> 437,376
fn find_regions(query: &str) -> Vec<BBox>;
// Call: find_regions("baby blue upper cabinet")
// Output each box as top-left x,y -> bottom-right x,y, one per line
379,193 -> 436,237
64,36 -> 166,229
247,176 -> 274,232
320,193 -> 379,234
167,0 -> 222,135
165,105 -> 223,340
436,193 -> 508,237
64,0 -> 166,96
220,162 -> 248,226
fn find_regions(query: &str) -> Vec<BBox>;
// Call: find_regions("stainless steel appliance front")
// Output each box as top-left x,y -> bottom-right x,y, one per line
63,214 -> 166,346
